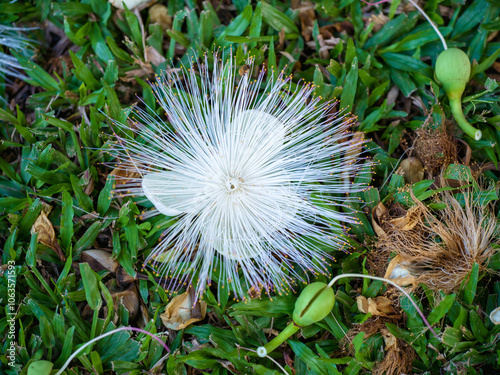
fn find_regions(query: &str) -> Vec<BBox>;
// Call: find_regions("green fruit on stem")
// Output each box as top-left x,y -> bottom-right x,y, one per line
292,282 -> 335,326
435,48 -> 481,141
435,48 -> 470,96
256,282 -> 336,357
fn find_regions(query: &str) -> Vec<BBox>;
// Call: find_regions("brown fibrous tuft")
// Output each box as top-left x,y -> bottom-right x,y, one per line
376,191 -> 499,294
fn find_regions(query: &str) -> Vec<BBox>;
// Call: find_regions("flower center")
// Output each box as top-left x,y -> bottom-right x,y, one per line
225,177 -> 241,192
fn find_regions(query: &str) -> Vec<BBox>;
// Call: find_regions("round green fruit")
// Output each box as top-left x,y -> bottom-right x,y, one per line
293,282 -> 335,326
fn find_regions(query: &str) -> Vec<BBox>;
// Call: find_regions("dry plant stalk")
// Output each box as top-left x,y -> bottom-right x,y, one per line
376,191 -> 499,293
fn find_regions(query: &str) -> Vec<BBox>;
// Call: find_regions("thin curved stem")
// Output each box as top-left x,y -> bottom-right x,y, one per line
361,0 -> 448,51
237,345 -> 289,375
406,0 -> 447,50
54,327 -> 170,375
327,273 -> 440,339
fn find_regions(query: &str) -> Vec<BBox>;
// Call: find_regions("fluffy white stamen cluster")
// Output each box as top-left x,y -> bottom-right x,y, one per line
108,54 -> 369,300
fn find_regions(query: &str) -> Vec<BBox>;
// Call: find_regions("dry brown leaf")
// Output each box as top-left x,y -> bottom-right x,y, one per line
356,296 -> 400,318
341,132 -> 365,185
386,86 -> 400,106
367,14 -> 389,32
31,211 -> 56,246
389,204 -> 422,231
81,250 -> 119,273
103,281 -> 140,323
161,289 -> 207,330
299,1 -> 315,42
31,211 -> 65,261
279,51 -> 296,63
122,67 -> 154,82
399,157 -> 424,185
305,32 -> 341,57
384,255 -> 416,287
81,250 -> 136,285
110,166 -> 141,188
278,28 -> 286,49
372,202 -> 389,237
380,328 -> 397,350
145,45 -> 167,66
438,5 -> 454,18
137,303 -> 150,328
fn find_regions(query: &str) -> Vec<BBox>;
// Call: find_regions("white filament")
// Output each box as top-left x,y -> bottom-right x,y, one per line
109,53 -> 369,299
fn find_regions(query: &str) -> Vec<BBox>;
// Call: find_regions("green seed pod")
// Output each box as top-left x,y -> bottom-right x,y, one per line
435,48 -> 470,99
292,282 -> 335,326
435,48 -> 481,140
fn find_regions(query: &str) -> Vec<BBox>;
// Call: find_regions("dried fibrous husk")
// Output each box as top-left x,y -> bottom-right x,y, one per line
160,289 -> 207,330
414,118 -> 457,179
356,295 -> 401,319
377,191 -> 499,293
342,317 -> 416,375
372,328 -> 416,375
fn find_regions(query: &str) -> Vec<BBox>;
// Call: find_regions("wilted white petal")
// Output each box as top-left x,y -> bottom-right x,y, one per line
490,307 -> 500,325
110,0 -> 150,9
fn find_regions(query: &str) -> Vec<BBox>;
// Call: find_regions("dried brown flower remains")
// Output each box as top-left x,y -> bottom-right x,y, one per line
376,192 -> 499,294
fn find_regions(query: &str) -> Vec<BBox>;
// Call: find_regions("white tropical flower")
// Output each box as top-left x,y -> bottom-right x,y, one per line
109,54 -> 369,301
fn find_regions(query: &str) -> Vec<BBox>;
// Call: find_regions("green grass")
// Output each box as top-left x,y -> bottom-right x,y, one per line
1,0 -> 500,374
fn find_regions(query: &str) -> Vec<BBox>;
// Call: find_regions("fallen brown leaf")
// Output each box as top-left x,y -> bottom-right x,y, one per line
299,1 -> 315,42
31,211 -> 65,261
399,157 -> 424,185
160,288 -> 207,330
389,204 -> 422,231
81,249 -> 119,273
372,202 -> 389,237
367,14 -> 389,32
356,295 -> 400,319
104,280 -> 141,323
384,255 -> 416,287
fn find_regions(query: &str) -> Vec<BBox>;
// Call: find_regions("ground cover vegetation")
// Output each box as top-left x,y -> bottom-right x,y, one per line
2,0 -> 500,374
